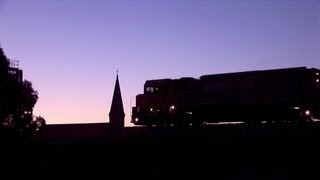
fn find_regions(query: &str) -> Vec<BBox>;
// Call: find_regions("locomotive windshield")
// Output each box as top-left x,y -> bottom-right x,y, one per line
145,86 -> 160,94
144,79 -> 171,94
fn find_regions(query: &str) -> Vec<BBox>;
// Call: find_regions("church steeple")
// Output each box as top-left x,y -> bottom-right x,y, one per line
109,72 -> 125,128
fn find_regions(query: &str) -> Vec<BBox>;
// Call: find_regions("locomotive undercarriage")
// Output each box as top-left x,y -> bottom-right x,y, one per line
132,102 -> 313,126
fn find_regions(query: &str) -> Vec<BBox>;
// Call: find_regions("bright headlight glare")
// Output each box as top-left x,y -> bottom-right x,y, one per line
305,110 -> 310,116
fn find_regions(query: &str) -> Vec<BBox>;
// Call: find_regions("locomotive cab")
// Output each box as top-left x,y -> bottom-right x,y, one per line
131,79 -> 174,125
131,77 -> 201,126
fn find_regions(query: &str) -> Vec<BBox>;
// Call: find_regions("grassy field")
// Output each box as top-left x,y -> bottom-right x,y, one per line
4,122 -> 320,179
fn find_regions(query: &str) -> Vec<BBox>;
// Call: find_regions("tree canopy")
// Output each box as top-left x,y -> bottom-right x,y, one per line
0,46 -> 45,140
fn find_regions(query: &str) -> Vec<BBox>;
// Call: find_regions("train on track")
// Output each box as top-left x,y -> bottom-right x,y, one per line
131,67 -> 320,126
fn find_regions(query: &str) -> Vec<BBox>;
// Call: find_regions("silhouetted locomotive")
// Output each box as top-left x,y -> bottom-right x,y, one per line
131,67 -> 320,126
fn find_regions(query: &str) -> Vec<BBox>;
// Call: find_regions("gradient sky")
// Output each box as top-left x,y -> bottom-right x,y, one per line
0,0 -> 319,126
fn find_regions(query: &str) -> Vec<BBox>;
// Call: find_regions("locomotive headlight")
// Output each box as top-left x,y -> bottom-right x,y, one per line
305,110 -> 311,116
291,106 -> 300,110
169,105 -> 175,113
150,108 -> 153,112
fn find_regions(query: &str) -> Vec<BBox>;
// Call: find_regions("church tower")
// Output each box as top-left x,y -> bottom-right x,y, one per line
109,72 -> 125,128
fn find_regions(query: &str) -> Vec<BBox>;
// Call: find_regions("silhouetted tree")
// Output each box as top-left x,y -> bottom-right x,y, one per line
33,116 -> 46,131
0,47 -> 9,82
0,46 -> 10,123
0,46 -> 42,141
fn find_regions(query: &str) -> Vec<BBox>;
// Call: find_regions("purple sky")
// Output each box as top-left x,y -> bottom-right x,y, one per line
0,0 -> 319,126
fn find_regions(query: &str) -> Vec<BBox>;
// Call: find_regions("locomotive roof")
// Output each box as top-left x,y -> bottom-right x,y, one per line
145,77 -> 198,86
199,66 -> 309,80
144,78 -> 172,87
142,67 -> 319,84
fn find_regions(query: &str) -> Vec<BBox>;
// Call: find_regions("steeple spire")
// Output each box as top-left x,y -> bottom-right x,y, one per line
109,72 -> 125,128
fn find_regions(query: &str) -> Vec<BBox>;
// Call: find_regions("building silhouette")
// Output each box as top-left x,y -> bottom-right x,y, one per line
109,73 -> 125,128
8,59 -> 23,82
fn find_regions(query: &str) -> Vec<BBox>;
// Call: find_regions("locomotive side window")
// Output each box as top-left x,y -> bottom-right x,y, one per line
146,87 -> 152,92
146,87 -> 160,94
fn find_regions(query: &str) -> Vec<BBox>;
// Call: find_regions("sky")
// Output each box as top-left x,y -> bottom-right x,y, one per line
0,0 -> 319,126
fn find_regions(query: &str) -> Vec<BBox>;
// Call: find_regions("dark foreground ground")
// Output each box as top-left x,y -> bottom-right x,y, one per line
2,122 -> 320,179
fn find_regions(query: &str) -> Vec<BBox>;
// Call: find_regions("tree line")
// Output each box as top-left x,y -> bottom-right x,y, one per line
0,45 -> 46,143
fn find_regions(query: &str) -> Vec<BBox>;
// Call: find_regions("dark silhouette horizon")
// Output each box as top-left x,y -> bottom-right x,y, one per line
1,121 -> 317,179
